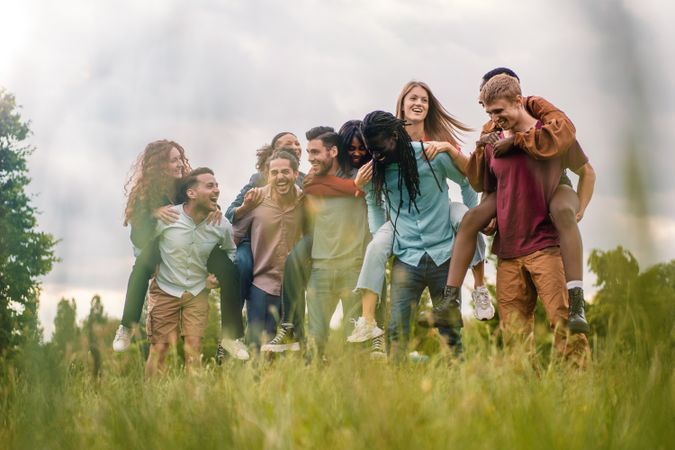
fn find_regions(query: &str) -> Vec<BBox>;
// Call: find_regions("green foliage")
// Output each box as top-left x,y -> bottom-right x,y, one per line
587,247 -> 675,356
0,88 -> 58,356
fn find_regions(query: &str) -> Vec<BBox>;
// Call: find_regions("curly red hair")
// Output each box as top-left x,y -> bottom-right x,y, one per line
123,140 -> 191,226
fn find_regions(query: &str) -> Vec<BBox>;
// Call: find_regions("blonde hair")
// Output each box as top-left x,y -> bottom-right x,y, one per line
395,80 -> 471,146
479,74 -> 522,105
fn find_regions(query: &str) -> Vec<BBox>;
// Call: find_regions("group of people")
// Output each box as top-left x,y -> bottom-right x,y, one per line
113,67 -> 595,376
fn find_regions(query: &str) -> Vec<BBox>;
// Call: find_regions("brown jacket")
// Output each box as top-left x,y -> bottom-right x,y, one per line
466,96 -> 577,191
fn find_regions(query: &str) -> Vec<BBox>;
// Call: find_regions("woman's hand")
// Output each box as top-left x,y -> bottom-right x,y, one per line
354,161 -> 373,189
206,274 -> 219,289
482,217 -> 497,235
206,208 -> 223,226
152,205 -> 180,225
477,132 -> 501,148
493,135 -> 515,158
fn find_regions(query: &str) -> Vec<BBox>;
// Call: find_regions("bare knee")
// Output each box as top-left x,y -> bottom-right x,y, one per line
550,203 -> 576,229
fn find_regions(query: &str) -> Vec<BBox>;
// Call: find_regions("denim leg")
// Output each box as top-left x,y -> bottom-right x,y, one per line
280,235 -> 313,339
264,295 -> 282,341
121,237 -> 160,327
449,202 -> 485,268
426,257 -> 463,354
235,239 -> 253,305
338,266 -> 363,338
355,222 -> 393,298
306,268 -> 339,351
389,258 -> 426,347
207,246 -> 244,339
246,285 -> 270,348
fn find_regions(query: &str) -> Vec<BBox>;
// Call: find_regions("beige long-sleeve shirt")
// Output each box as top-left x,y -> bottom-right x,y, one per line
233,185 -> 304,296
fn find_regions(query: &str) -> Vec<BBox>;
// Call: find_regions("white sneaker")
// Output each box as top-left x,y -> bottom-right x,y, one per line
472,286 -> 495,321
112,325 -> 132,352
347,317 -> 384,343
220,338 -> 250,360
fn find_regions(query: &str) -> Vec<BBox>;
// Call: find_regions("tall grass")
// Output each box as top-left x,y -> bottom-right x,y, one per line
1,320 -> 671,450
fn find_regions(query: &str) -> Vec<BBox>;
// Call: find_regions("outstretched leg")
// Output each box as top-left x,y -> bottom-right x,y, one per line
114,238 -> 161,352
549,183 -> 589,334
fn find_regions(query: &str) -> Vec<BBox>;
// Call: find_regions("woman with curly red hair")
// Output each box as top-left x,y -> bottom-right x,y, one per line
113,140 -> 249,360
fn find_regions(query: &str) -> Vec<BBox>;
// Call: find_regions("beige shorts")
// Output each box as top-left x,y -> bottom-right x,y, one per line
146,280 -> 209,344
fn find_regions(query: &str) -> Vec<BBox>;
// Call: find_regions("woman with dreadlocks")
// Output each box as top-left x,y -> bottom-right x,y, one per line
113,140 -> 247,361
346,82 -> 488,350
357,107 -> 479,359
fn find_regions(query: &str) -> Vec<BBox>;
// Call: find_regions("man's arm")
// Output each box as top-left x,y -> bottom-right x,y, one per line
435,152 -> 477,207
572,162 -> 595,222
511,96 -> 577,160
231,207 -> 255,246
219,221 -> 238,261
225,173 -> 263,223
364,183 -> 386,234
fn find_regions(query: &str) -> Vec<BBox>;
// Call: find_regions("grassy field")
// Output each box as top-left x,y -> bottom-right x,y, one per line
1,320 -> 672,450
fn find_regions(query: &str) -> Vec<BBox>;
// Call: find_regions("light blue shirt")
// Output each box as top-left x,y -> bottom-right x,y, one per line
154,205 -> 236,297
365,141 -> 477,267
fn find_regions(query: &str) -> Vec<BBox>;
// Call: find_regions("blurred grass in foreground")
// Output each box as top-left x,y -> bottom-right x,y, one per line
1,314 -> 672,450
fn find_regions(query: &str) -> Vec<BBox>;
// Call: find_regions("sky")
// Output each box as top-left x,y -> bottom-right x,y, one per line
1,0 -> 673,339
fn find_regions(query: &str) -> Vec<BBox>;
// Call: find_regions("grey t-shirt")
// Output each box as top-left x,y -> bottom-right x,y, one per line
306,168 -> 370,270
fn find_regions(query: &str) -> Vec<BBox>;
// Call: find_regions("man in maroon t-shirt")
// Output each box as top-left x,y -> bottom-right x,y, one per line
480,74 -> 589,362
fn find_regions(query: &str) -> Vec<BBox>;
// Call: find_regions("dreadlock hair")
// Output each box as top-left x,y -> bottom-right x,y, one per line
395,80 -> 472,147
337,119 -> 370,173
480,67 -> 520,90
361,111 -> 420,213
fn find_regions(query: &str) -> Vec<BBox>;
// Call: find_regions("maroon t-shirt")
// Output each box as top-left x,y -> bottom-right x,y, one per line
484,123 -> 588,259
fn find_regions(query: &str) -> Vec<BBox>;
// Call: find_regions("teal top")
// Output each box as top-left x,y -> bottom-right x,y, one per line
365,141 -> 478,267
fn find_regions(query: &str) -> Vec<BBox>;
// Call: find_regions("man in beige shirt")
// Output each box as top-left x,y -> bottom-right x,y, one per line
233,151 -> 305,348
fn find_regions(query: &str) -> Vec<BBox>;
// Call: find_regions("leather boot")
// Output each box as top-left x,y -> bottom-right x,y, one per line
568,287 -> 590,334
417,286 -> 463,329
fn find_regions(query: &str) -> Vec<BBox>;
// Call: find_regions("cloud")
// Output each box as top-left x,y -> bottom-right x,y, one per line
1,0 -> 673,339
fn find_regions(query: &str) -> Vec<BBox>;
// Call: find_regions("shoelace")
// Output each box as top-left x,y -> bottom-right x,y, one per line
270,327 -> 288,344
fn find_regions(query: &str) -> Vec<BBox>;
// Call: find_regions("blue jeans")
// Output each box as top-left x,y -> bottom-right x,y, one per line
246,285 -> 281,348
306,265 -> 361,352
389,253 -> 462,355
235,240 -> 253,307
356,202 -> 486,298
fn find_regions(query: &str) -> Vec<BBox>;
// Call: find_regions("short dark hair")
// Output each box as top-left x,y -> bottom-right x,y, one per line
482,67 -> 520,84
305,126 -> 341,152
267,149 -> 299,172
178,167 -> 214,202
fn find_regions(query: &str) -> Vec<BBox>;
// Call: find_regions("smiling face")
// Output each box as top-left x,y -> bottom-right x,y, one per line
273,133 -> 302,160
483,97 -> 523,131
306,138 -> 337,176
347,136 -> 369,168
188,173 -> 220,212
268,157 -> 298,197
401,85 -> 429,125
366,131 -> 398,164
165,147 -> 184,179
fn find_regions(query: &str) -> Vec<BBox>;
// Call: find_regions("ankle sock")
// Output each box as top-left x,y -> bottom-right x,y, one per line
566,280 -> 583,290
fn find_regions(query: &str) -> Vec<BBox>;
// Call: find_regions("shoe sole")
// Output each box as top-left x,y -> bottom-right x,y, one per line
347,327 -> 385,343
261,342 -> 301,353
568,321 -> 590,334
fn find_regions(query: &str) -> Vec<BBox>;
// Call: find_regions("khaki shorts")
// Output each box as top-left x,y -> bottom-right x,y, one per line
146,280 -> 209,344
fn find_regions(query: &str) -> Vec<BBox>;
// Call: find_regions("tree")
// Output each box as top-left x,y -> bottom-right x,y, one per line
587,246 -> 674,354
52,298 -> 79,357
0,88 -> 58,356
